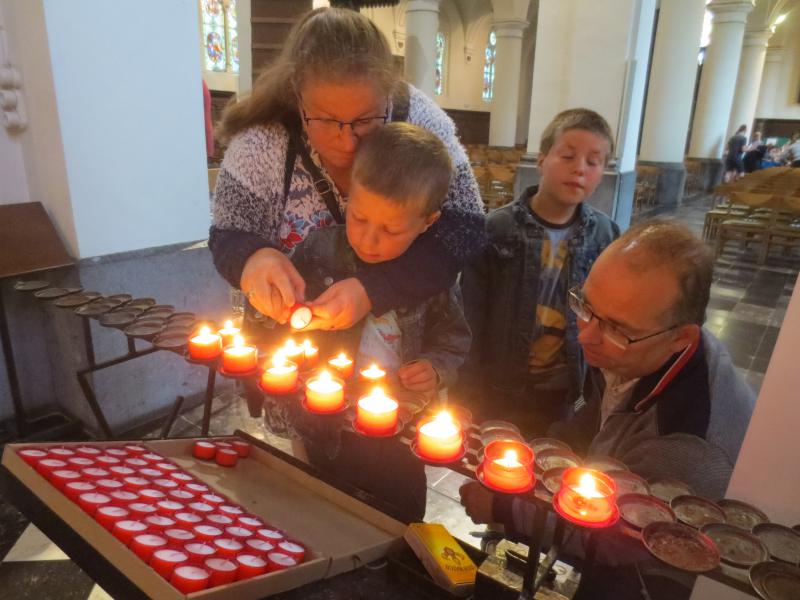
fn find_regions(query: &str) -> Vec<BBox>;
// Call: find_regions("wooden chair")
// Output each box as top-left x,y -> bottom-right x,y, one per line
703,205 -> 750,242
715,217 -> 770,264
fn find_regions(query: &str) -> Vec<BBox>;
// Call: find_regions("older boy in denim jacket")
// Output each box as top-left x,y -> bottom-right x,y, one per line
286,123 -> 471,520
460,109 -> 619,437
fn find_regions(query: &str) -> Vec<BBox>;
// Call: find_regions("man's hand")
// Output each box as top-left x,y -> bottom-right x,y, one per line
304,278 -> 372,331
398,360 -> 438,394
240,248 -> 305,324
459,481 -> 495,524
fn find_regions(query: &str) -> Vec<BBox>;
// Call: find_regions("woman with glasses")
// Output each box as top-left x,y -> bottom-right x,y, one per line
209,7 -> 484,355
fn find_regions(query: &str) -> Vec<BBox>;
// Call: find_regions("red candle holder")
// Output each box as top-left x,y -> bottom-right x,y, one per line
184,482 -> 210,495
477,440 -> 535,494
225,525 -> 254,540
355,388 -> 399,437
95,505 -> 130,530
184,541 -> 217,563
131,533 -> 167,561
189,501 -> 215,516
124,458 -> 148,469
219,505 -> 245,518
215,448 -> 239,467
139,467 -> 164,479
236,554 -> 268,579
142,452 -> 164,464
213,538 -> 244,558
245,538 -> 275,555
124,444 -> 147,455
76,446 -> 101,458
188,327 -> 222,361
175,512 -> 204,528
232,440 -> 251,458
205,557 -> 238,586
18,448 -> 48,465
207,514 -> 234,527
168,489 -> 196,503
67,457 -> 95,469
112,519 -> 148,545
256,528 -> 285,544
64,481 -> 96,502
77,492 -> 111,515
109,490 -> 139,506
414,412 -> 465,463
35,458 -> 67,476
144,515 -> 176,532
152,478 -> 179,492
201,493 -> 226,506
156,461 -> 179,472
105,448 -> 129,458
165,528 -> 195,545
266,551 -> 298,572
170,472 -> 195,485
96,479 -> 124,494
553,467 -> 619,528
109,466 -> 136,479
193,441 -> 217,460
50,469 -> 81,490
139,489 -> 166,504
277,540 -> 306,562
193,524 -> 223,542
128,502 -> 157,519
236,515 -> 262,529
122,476 -> 150,491
156,500 -> 185,517
95,455 -> 121,468
170,565 -> 211,593
48,447 -> 76,459
80,467 -> 111,481
150,548 -> 189,578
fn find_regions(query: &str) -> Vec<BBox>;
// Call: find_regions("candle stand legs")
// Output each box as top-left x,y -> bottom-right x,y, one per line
520,504 -> 548,599
200,367 -> 217,437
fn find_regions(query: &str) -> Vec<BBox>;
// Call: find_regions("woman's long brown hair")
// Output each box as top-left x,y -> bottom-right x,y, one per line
217,7 -> 397,144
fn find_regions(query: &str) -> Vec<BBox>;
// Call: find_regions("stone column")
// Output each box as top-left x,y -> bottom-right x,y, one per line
488,19 -> 528,148
404,0 -> 440,98
727,29 -> 772,138
688,0 -> 754,164
638,0 -> 706,206
755,45 -> 783,118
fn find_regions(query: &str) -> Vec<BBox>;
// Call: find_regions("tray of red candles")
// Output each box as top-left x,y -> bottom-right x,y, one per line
2,435 -> 406,599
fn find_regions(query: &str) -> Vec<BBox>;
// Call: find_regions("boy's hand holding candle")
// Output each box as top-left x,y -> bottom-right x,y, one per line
399,359 -> 438,394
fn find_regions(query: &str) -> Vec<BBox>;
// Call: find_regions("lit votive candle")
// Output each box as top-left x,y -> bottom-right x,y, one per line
221,335 -> 258,374
553,467 -> 619,528
289,304 -> 313,330
301,339 -> 319,369
217,320 -> 240,347
305,370 -> 345,413
416,411 -> 463,463
359,363 -> 386,385
188,326 -> 222,361
260,351 -> 298,394
480,441 -> 534,493
328,352 -> 354,379
356,388 -> 399,436
281,339 -> 306,369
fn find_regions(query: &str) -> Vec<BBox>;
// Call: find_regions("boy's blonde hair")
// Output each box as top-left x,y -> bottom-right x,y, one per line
352,123 -> 452,215
540,108 -> 615,164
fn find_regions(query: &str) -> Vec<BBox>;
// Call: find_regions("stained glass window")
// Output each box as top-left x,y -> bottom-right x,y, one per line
482,29 -> 496,101
435,32 -> 445,96
201,0 -> 238,73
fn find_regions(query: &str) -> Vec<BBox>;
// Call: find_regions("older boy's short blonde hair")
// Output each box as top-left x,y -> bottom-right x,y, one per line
540,108 -> 615,164
352,122 -> 452,215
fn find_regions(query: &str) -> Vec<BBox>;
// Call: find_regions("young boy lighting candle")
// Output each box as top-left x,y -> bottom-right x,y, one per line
270,123 -> 472,520
459,109 -> 619,438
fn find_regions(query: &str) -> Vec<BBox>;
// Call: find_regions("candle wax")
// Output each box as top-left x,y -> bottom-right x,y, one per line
417,412 -> 463,462
305,371 -> 345,413
221,336 -> 257,373
188,327 -> 222,361
328,353 -> 354,379
356,389 -> 399,436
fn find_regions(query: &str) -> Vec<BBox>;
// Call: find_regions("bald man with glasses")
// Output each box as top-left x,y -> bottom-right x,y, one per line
461,220 -> 755,529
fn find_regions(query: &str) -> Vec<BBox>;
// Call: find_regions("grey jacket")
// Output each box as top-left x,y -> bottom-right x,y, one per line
292,225 -> 472,389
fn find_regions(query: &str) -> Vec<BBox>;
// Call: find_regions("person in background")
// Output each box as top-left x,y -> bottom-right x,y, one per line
458,109 -> 619,438
781,132 -> 800,167
724,124 -> 748,181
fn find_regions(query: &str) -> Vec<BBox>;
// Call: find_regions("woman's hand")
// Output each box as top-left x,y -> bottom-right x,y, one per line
240,248 -> 305,323
398,360 -> 438,394
304,278 -> 372,331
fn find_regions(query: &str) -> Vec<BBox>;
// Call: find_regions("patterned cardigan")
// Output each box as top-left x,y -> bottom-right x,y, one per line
208,84 -> 486,315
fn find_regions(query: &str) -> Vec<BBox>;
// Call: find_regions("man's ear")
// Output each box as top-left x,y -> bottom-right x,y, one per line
423,210 -> 441,231
537,152 -> 546,169
668,323 -> 700,354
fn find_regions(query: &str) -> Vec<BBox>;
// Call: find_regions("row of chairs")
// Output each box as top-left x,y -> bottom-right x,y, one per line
706,205 -> 800,265
634,165 -> 659,213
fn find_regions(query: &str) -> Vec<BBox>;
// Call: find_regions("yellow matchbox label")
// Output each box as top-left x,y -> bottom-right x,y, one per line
405,523 -> 477,587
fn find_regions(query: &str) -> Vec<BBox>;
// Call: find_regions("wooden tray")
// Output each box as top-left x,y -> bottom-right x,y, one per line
2,437 -> 406,599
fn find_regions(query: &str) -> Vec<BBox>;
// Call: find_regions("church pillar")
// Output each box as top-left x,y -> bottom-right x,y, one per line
488,19 -> 528,148
754,46 -> 783,120
727,29 -> 772,138
404,0 -> 440,98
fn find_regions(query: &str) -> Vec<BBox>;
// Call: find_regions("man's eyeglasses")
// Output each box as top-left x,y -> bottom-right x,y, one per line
567,286 -> 680,350
299,100 -> 388,138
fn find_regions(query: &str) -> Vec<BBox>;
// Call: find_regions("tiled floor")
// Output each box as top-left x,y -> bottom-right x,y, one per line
0,193 -> 796,599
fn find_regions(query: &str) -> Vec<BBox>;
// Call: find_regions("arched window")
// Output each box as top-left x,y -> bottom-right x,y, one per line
435,32 -> 446,96
482,29 -> 496,102
201,0 -> 239,74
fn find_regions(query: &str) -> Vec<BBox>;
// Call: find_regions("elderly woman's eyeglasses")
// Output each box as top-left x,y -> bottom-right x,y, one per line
299,101 -> 388,138
567,286 -> 679,350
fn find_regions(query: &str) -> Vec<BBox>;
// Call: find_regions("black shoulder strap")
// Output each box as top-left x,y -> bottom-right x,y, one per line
283,131 -> 297,203
286,124 -> 344,225
391,81 -> 410,123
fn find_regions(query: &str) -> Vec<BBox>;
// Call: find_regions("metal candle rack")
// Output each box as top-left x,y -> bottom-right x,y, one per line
13,281 -> 199,439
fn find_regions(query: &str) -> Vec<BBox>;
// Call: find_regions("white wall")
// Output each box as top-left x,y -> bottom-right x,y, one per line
1,0 -> 78,250
0,2 -> 29,205
37,0 -> 209,259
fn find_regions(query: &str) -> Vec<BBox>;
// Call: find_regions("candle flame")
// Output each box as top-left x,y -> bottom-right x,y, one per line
494,449 -> 523,468
232,334 -> 244,348
283,339 -> 302,354
575,473 -> 603,499
272,350 -> 287,368
302,339 -> 313,350
224,320 -> 233,330
359,387 -> 397,412
318,370 -> 332,383
420,411 -> 459,438
330,352 -> 352,366
199,326 -> 210,336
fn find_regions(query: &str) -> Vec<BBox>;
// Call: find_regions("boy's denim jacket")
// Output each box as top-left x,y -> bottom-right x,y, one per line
459,187 -> 619,407
291,225 -> 472,389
